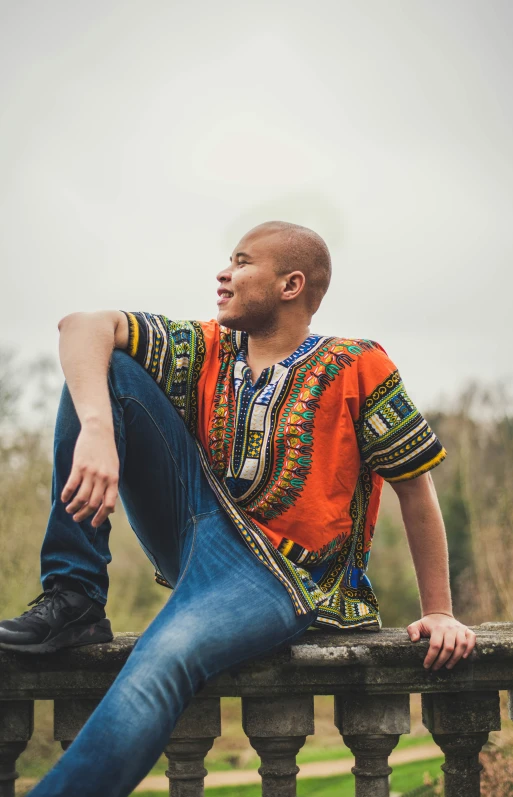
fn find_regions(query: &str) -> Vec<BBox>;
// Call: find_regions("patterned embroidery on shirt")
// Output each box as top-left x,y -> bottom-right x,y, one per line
208,328 -> 235,478
243,338 -> 379,520
123,312 -> 206,434
225,332 -> 330,507
355,370 -> 447,481
278,530 -> 351,566
307,462 -> 381,629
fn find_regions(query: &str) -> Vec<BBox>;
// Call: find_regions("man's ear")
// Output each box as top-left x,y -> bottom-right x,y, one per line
281,270 -> 306,302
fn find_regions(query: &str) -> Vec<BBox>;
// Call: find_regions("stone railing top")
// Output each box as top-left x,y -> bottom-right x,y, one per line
1,624 -> 512,700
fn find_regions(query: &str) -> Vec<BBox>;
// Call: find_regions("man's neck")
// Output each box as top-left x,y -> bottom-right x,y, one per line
245,324 -> 311,384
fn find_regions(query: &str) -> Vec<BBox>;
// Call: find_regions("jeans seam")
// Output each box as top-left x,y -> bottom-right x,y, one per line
173,516 -> 198,592
130,522 -> 161,573
179,514 -> 195,540
192,508 -> 224,522
116,394 -> 196,519
107,370 -> 126,448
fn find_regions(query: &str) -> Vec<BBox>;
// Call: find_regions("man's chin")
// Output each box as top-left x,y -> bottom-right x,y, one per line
216,311 -> 246,331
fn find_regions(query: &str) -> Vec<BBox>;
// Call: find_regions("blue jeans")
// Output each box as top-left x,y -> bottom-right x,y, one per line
30,349 -> 317,797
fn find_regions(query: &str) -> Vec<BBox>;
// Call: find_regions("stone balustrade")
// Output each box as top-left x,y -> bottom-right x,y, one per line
1,622 -> 512,796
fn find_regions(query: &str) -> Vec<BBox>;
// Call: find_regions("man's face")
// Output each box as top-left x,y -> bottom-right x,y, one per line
216,230 -> 285,333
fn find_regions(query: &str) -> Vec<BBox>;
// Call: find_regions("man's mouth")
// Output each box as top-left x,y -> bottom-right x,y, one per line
217,290 -> 233,306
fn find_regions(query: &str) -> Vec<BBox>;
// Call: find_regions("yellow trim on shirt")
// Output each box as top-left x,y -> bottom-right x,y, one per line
386,447 -> 447,482
126,312 -> 139,358
280,539 -> 295,556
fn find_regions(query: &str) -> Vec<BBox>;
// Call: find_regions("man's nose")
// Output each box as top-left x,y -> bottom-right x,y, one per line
216,266 -> 233,283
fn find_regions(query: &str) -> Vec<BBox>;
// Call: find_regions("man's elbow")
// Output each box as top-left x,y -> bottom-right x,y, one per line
58,312 -> 83,331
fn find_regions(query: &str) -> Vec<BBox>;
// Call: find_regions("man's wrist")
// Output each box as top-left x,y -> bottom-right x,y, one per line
423,610 -> 454,618
82,414 -> 113,431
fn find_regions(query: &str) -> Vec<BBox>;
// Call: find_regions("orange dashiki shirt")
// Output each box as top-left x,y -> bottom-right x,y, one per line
121,312 -> 447,632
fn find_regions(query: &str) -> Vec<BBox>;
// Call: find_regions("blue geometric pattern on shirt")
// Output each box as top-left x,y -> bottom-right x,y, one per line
224,331 -> 327,502
256,382 -> 278,406
362,386 -> 416,444
390,392 -> 414,418
230,367 -> 274,478
224,477 -> 254,499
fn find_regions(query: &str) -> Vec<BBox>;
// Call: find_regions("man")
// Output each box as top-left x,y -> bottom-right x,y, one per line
0,221 -> 475,797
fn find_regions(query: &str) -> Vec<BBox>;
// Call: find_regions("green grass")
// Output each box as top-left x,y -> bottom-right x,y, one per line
390,757 -> 444,792
134,755 -> 445,796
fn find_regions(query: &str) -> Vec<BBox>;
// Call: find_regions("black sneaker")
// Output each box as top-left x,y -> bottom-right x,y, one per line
0,582 -> 114,654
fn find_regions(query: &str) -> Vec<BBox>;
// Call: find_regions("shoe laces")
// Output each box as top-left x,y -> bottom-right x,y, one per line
21,585 -> 73,620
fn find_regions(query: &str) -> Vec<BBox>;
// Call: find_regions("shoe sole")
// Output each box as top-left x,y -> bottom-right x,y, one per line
0,618 -> 114,654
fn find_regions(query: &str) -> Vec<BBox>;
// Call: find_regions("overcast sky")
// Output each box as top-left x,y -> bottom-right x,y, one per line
1,0 -> 512,419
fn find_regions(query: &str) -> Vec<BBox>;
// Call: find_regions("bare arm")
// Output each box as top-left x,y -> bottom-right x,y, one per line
392,471 -> 452,616
57,310 -> 129,529
391,472 -> 476,670
57,310 -> 129,430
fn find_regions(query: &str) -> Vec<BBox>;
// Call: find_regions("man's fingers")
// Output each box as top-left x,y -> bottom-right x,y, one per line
407,623 -> 421,641
91,502 -> 115,529
64,475 -> 94,516
444,629 -> 468,669
61,469 -> 82,504
417,623 -> 476,671
423,629 -> 444,669
72,479 -> 107,523
92,483 -> 118,528
431,630 -> 457,671
463,629 -> 477,659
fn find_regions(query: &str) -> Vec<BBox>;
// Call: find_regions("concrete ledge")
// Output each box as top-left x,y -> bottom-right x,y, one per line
1,625 -> 512,700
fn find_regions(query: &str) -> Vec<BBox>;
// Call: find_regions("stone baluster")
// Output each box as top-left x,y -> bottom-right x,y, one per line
334,693 -> 410,797
242,694 -> 314,797
0,700 -> 34,797
164,697 -> 221,797
54,698 -> 100,751
422,690 -> 501,797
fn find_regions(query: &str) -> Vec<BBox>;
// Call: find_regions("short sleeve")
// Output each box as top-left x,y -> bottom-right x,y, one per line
119,311 -> 208,432
354,340 -> 447,482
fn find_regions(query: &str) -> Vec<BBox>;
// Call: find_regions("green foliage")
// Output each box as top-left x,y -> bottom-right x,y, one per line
438,468 -> 473,612
368,513 -> 421,627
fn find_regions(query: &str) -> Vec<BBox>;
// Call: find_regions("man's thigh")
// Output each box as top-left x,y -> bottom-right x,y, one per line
130,508 -> 318,687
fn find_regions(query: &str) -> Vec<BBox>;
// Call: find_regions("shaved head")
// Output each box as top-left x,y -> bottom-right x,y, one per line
217,219 -> 332,334
242,220 -> 332,315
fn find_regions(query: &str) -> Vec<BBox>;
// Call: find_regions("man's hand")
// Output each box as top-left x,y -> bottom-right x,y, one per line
60,420 -> 120,529
407,613 -> 477,671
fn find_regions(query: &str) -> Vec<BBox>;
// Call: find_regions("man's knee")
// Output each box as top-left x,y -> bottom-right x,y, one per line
107,348 -> 150,398
109,347 -> 138,376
